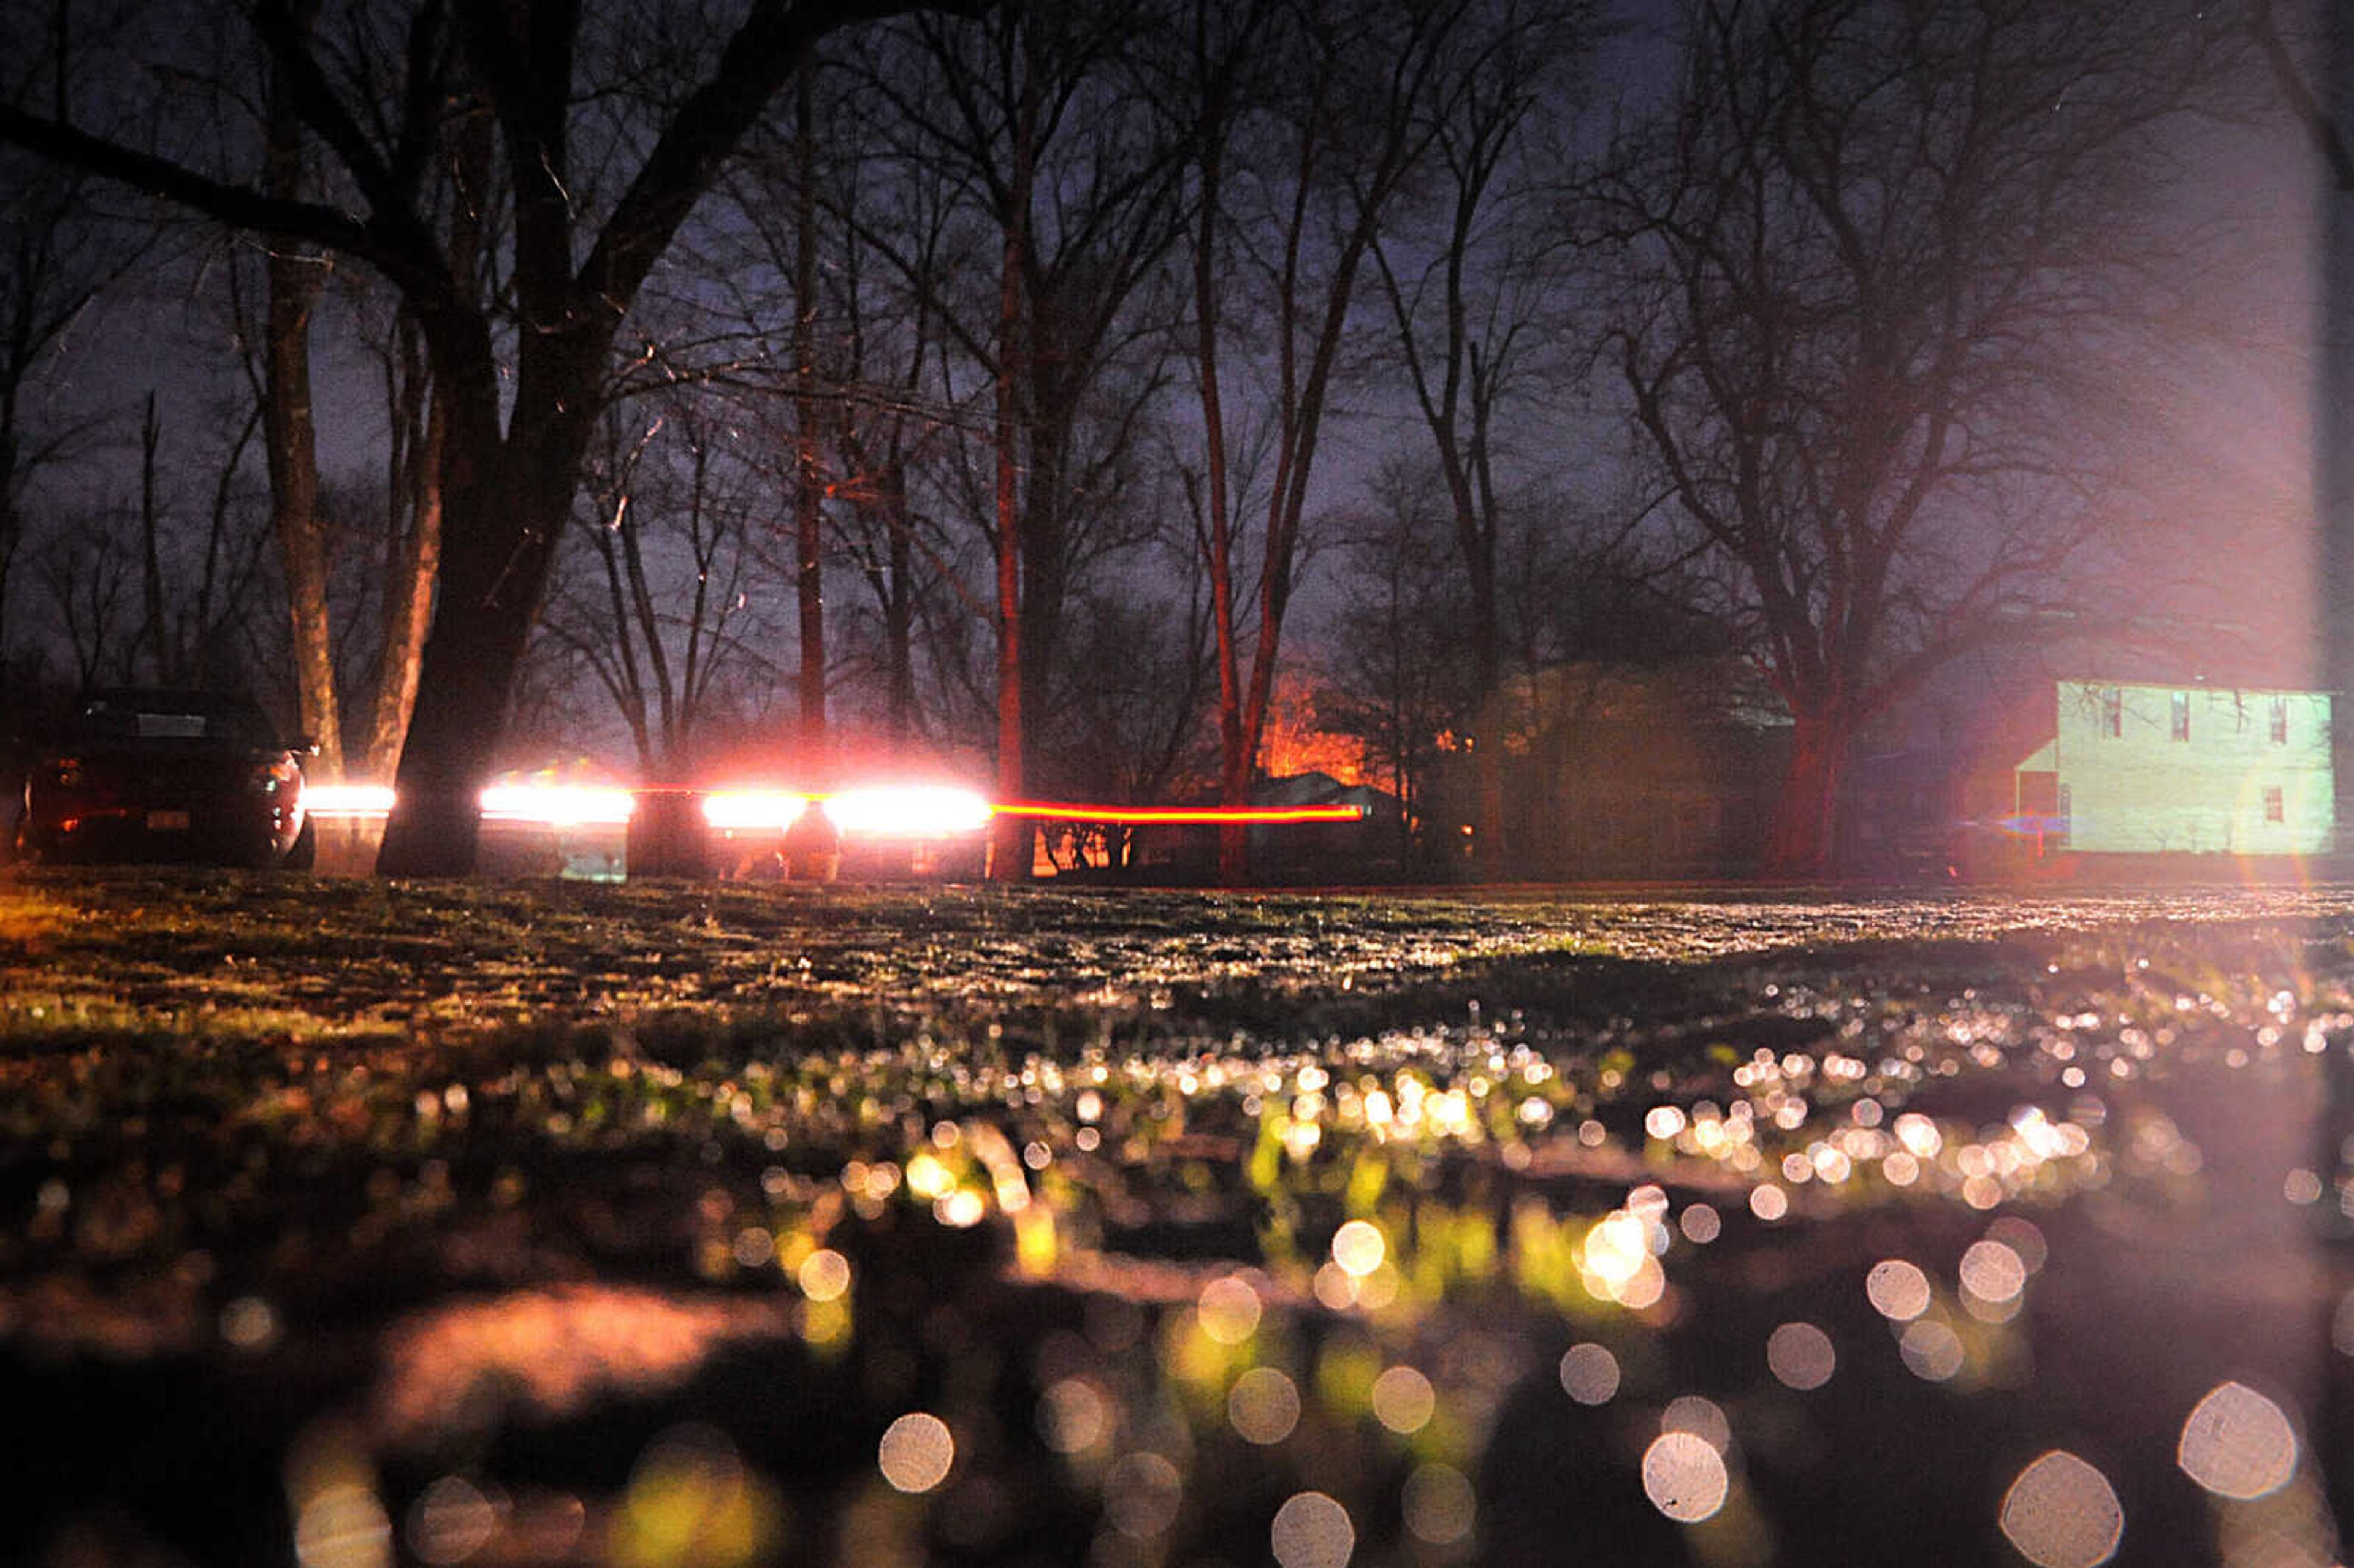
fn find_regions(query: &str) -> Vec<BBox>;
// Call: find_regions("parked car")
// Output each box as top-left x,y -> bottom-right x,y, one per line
11,688 -> 314,867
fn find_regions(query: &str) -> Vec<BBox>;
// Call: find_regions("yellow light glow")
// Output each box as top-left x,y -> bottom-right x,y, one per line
1583,1212 -> 1649,1288
797,1249 -> 851,1303
1331,1219 -> 1387,1278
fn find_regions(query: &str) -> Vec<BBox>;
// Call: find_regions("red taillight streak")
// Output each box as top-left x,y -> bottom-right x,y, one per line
990,801 -> 1363,824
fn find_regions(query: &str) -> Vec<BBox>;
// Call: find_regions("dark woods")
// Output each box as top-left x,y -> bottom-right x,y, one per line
0,0 -> 2297,877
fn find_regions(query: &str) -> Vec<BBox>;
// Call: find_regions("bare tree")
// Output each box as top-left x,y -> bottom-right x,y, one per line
1317,457 -> 1474,862
539,397 -> 780,777
0,0 -> 974,873
1593,0 -> 2235,872
1369,0 -> 1595,869
1174,0 -> 1473,881
839,2 -> 1188,872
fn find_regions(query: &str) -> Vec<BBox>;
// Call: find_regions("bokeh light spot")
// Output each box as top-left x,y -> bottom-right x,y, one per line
1748,1184 -> 1789,1222
1867,1259 -> 1933,1321
1662,1396 -> 1731,1453
1898,1319 -> 1966,1382
877,1413 -> 954,1494
798,1249 -> 851,1303
1640,1431 -> 1729,1523
1198,1275 -> 1263,1345
1371,1365 -> 1437,1434
1271,1491 -> 1355,1568
406,1476 -> 497,1566
2000,1450 -> 2124,1568
1401,1464 -> 1476,1545
1959,1240 -> 2027,1304
2177,1382 -> 2298,1500
1038,1378 -> 1109,1455
1105,1452 -> 1184,1540
1559,1342 -> 1621,1406
1680,1203 -> 1722,1244
1228,1366 -> 1303,1445
1331,1220 -> 1387,1278
295,1485 -> 392,1568
1767,1322 -> 1837,1391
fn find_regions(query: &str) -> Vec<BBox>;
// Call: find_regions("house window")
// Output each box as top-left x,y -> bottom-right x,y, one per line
2264,786 -> 2284,824
2171,691 -> 2190,742
2270,698 -> 2288,745
2101,688 -> 2122,737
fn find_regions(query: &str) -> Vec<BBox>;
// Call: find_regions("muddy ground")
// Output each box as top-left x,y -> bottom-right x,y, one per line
3,872 -> 2352,1568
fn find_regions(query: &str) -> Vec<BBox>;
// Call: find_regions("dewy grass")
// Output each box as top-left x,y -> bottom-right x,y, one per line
7,871 -> 2354,1567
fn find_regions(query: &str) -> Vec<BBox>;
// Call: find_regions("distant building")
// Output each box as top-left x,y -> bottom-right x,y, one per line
1423,660 -> 1788,880
2015,679 -> 2334,858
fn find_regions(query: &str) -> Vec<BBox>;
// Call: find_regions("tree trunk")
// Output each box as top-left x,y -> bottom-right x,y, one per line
262,0 -> 341,775
1766,707 -> 1846,877
375,294 -> 582,876
988,31 -> 1035,882
138,392 -> 166,682
360,317 -> 442,780
792,51 -> 828,765
1193,49 -> 1248,885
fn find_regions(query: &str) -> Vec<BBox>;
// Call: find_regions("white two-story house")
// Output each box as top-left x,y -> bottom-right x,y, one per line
2013,679 -> 2334,857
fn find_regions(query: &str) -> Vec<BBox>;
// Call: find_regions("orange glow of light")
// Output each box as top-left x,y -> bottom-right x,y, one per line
991,800 -> 1364,825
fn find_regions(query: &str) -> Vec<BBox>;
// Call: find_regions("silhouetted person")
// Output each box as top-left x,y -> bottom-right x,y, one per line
783,797 -> 840,883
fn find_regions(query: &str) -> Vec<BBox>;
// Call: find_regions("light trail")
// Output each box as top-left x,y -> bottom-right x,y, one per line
989,800 -> 1365,825
300,783 -> 1365,832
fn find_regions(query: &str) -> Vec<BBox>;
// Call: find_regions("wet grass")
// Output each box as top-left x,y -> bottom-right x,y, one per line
4,869 -> 2353,1567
